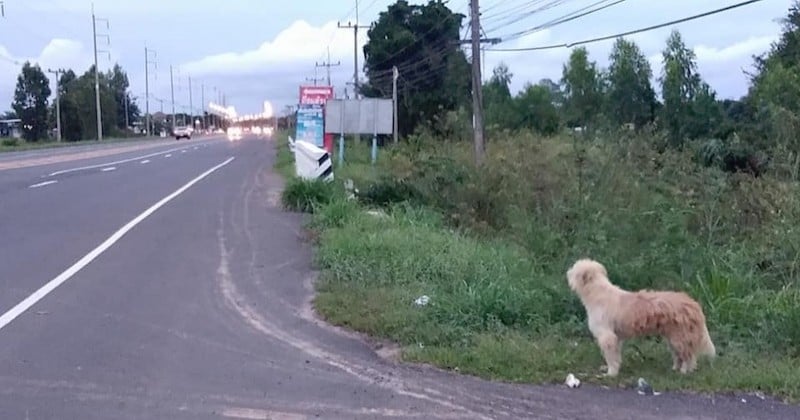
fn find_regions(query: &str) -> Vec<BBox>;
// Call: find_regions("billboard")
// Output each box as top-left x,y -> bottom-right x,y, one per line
298,85 -> 335,151
324,98 -> 394,135
295,104 -> 325,147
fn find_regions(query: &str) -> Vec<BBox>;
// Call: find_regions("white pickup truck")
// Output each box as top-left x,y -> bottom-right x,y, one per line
173,126 -> 192,140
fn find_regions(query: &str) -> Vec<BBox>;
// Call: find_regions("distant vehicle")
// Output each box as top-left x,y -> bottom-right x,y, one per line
227,126 -> 242,141
173,126 -> 191,140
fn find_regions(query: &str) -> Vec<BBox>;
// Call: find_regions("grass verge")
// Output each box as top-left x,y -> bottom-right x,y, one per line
275,129 -> 800,402
0,135 -> 159,153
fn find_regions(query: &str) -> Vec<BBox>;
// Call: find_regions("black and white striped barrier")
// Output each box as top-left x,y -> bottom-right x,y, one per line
293,139 -> 334,182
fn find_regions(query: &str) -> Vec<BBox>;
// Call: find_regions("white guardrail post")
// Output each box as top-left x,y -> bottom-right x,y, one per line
292,139 -> 333,182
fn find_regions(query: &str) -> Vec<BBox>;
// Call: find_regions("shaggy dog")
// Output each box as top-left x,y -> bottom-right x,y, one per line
566,258 -> 716,376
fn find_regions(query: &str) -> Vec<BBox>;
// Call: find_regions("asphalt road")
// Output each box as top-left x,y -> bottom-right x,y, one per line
0,134 -> 797,419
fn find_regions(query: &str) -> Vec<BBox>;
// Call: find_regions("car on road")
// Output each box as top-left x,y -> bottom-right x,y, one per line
227,126 -> 242,141
173,126 -> 192,140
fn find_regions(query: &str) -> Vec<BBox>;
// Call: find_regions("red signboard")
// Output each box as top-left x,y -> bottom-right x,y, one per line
299,86 -> 334,105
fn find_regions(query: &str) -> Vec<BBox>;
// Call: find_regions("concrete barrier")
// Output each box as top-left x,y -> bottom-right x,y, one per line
293,139 -> 333,182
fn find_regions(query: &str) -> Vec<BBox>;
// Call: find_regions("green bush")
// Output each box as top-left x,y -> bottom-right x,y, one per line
1,138 -> 19,147
280,177 -> 334,213
356,175 -> 422,208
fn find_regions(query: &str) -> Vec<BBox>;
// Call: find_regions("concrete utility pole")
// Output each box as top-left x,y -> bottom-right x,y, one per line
144,46 -> 157,135
188,75 -> 193,128
470,0 -> 486,166
47,68 -> 64,142
92,4 -> 110,140
315,47 -> 341,86
124,92 -> 129,129
392,66 -> 399,144
169,65 -> 176,130
337,0 -> 369,97
200,83 -> 205,129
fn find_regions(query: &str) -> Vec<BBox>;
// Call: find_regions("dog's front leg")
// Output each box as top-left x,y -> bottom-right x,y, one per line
596,331 -> 622,377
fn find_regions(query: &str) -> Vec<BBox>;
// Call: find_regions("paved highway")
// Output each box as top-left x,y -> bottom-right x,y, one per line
0,134 -> 797,419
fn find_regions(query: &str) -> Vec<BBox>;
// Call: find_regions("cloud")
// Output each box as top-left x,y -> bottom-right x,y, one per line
181,20 -> 367,78
0,39 -> 93,110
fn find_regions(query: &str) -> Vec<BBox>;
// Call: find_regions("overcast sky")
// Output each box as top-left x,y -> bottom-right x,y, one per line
0,0 -> 791,116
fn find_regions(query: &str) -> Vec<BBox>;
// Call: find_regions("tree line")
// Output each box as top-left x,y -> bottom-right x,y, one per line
8,62 -> 141,142
361,0 -> 800,178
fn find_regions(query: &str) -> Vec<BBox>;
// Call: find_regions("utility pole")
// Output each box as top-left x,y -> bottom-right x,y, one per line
188,75 -> 193,128
337,0 -> 369,98
201,83 -> 205,130
124,92 -> 129,129
144,46 -> 157,136
470,0 -> 486,166
169,65 -> 176,131
47,68 -> 63,142
305,76 -> 324,86
392,66 -> 399,144
213,86 -> 218,129
315,47 -> 341,86
92,4 -> 110,141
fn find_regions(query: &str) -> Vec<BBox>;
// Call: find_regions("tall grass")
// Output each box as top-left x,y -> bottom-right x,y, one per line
277,128 -> 800,400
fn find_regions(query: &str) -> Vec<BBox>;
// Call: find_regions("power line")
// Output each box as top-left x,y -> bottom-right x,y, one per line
485,0 -> 765,52
496,0 -> 627,43
484,0 -> 572,33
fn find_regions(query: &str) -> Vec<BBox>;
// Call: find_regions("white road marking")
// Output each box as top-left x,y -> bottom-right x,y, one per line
46,141 -> 217,177
28,180 -> 58,189
193,147 -> 198,150
101,167 -> 116,172
0,157 -> 236,332
165,154 -> 172,158
181,150 -> 187,153
140,159 -> 150,164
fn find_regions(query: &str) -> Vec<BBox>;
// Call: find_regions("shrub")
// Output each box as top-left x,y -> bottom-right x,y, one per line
280,177 -> 334,213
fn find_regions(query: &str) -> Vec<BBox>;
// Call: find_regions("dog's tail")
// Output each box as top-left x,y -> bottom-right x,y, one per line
699,323 -> 716,358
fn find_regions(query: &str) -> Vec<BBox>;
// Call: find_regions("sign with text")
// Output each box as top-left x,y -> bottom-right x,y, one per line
299,85 -> 334,151
295,104 -> 325,147
299,86 -> 334,105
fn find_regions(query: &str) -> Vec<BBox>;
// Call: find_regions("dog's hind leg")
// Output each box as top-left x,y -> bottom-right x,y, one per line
680,354 -> 698,374
597,331 -> 623,377
668,343 -> 681,371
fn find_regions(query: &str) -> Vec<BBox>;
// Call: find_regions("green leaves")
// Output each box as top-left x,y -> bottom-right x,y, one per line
362,0 -> 469,137
606,37 -> 656,129
561,47 -> 604,130
12,62 -> 51,142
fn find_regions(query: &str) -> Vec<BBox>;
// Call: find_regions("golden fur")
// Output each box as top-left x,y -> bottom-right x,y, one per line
566,258 -> 716,376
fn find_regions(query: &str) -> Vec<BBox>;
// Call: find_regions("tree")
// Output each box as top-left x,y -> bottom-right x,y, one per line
362,0 -> 470,137
659,30 -> 715,147
536,78 -> 564,108
58,69 -> 85,142
108,64 -> 140,131
483,63 -> 516,129
514,82 -> 560,136
561,47 -> 603,130
606,37 -> 657,129
11,62 -> 51,141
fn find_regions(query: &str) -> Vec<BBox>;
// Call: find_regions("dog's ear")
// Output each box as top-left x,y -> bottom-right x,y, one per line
580,270 -> 592,285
